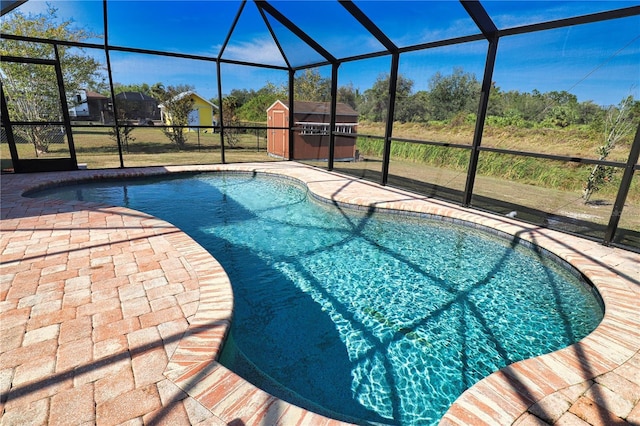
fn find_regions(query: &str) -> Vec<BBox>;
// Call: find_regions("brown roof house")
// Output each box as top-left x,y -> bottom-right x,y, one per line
267,100 -> 358,161
68,89 -> 111,123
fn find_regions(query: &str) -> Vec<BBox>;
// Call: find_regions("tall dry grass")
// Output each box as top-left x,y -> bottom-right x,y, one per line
356,121 -> 638,202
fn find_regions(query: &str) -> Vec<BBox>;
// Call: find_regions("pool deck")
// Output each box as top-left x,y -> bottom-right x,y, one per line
1,161 -> 638,426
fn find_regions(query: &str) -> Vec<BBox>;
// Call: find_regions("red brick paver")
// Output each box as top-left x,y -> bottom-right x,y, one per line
1,162 -> 638,425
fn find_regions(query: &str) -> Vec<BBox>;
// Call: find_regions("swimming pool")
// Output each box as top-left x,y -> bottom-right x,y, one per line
32,172 -> 604,425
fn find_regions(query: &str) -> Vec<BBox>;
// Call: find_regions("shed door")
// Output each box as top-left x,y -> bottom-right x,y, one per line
272,110 -> 287,158
188,109 -> 199,131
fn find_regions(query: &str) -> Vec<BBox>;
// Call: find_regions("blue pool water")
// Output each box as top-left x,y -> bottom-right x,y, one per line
33,173 -> 604,425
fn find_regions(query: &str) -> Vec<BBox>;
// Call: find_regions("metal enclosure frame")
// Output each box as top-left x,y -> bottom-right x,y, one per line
1,54 -> 78,172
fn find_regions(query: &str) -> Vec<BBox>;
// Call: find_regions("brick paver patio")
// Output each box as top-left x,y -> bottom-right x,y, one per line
1,162 -> 638,425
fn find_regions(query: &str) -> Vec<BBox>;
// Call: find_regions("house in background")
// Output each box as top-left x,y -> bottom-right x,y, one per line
68,89 -> 111,123
267,100 -> 358,161
159,91 -> 218,131
115,91 -> 160,122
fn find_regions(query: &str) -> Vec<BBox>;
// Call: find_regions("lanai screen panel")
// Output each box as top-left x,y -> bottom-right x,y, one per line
482,1 -> 638,28
106,0 -> 237,56
352,0 -> 479,47
262,11 -> 332,68
221,1 -> 288,67
2,0 -> 104,43
266,0 -> 386,61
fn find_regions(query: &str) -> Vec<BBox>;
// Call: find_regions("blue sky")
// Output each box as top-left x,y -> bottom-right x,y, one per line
8,0 -> 640,105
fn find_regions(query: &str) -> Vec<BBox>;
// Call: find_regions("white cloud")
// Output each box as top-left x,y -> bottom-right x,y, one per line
220,38 -> 286,66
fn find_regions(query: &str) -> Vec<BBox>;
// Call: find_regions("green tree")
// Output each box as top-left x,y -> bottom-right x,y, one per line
358,73 -> 413,122
500,90 -> 546,123
295,69 -> 331,102
392,78 -> 416,123
357,74 -> 388,122
0,5 -> 105,155
542,105 -> 578,128
227,88 -> 257,109
541,91 -> 579,127
427,68 -> 480,121
221,95 -> 240,146
153,84 -> 195,149
577,101 -> 605,126
487,82 -> 505,117
337,84 -> 359,110
112,82 -> 155,97
236,82 -> 286,122
544,90 -> 578,106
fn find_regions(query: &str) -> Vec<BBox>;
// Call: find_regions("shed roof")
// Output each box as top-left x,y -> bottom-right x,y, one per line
271,100 -> 358,117
159,91 -> 218,109
176,91 -> 217,108
84,90 -> 108,100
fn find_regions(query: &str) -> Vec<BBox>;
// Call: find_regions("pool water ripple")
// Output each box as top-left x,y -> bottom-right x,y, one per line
32,173 -> 604,425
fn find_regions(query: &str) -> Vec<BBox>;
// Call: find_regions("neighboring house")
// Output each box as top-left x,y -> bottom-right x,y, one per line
159,91 -> 218,131
68,89 -> 111,122
114,91 -> 160,122
267,100 -> 358,161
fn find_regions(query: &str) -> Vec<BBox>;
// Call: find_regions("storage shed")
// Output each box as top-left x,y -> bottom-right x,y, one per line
267,100 -> 358,161
159,91 -> 218,131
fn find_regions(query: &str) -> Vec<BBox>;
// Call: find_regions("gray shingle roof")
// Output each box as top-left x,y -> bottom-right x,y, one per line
281,100 -> 358,116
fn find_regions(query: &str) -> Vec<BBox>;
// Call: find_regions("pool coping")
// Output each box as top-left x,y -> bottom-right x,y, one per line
1,161 -> 638,425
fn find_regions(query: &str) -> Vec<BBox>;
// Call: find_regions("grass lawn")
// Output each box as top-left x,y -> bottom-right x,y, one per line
1,126 -> 275,170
